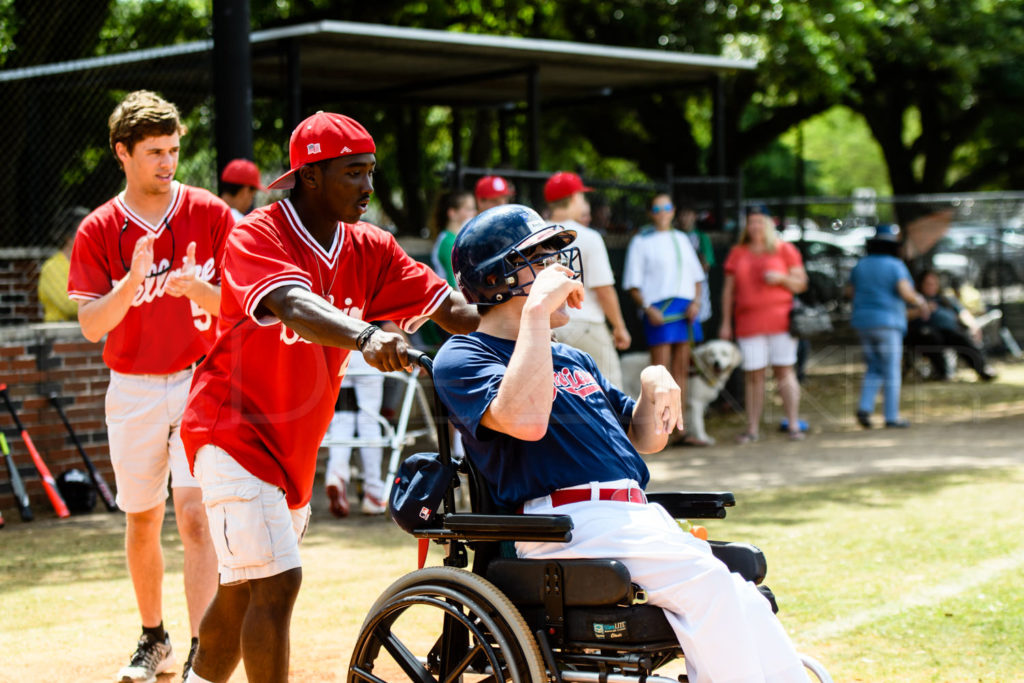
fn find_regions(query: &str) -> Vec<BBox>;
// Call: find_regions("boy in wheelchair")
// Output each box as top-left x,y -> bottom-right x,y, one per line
431,204 -> 809,683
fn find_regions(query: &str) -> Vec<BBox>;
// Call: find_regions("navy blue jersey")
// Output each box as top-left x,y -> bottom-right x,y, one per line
434,332 -> 650,510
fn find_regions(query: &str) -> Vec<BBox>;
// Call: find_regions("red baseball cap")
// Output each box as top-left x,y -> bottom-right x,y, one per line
544,171 -> 592,203
267,111 -> 376,191
220,159 -> 266,190
474,175 -> 513,200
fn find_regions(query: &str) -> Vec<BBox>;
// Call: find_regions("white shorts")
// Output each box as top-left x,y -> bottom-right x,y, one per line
106,368 -> 196,513
737,333 -> 798,372
194,444 -> 311,585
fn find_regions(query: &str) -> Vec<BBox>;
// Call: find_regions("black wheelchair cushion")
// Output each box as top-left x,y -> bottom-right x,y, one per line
486,558 -> 634,606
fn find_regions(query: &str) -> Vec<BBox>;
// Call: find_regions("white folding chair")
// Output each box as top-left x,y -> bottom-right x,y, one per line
321,364 -> 438,504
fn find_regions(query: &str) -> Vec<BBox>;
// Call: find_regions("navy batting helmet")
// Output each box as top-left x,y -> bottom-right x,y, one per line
452,204 -> 582,306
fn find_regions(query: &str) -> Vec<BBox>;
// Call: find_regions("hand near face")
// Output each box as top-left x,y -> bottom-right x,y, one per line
525,264 -> 584,313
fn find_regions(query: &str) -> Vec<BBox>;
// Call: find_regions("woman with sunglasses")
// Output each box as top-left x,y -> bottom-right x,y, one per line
623,193 -> 706,443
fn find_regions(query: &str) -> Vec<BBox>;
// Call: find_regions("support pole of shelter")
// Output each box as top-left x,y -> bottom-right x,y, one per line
212,0 -> 253,182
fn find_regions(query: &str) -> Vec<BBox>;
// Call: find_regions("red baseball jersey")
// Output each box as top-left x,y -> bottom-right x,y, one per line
182,199 -> 451,508
68,182 -> 233,373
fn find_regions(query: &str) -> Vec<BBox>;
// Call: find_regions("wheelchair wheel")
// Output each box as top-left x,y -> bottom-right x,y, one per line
348,566 -> 548,682
801,653 -> 833,683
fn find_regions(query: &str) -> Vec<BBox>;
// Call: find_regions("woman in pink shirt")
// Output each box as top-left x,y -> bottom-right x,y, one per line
719,206 -> 808,443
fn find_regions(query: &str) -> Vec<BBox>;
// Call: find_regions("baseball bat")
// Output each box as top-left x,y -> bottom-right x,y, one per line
0,431 -> 33,521
47,392 -> 118,512
0,384 -> 70,518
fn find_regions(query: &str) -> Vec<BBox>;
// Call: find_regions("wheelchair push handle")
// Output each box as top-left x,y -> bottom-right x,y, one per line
407,348 -> 433,376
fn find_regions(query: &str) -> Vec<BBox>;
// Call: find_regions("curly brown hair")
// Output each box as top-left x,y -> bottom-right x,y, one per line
108,90 -> 187,168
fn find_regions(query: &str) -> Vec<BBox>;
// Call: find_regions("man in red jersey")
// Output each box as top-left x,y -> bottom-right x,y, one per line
68,90 -> 230,683
180,111 -> 479,683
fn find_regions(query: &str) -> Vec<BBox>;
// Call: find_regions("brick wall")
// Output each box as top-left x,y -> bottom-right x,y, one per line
0,247 -> 51,325
1,322 -> 111,520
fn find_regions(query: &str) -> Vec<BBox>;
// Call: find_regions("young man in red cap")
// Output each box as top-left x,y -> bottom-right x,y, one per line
544,171 -> 631,388
180,111 -> 479,683
218,158 -> 265,221
68,89 -> 229,683
474,174 -> 514,212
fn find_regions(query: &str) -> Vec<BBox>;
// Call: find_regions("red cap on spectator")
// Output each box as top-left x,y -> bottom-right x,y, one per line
474,175 -> 513,200
544,171 -> 592,203
267,111 -> 376,190
220,159 -> 266,190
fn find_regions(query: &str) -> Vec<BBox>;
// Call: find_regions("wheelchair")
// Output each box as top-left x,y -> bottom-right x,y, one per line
348,353 -> 832,683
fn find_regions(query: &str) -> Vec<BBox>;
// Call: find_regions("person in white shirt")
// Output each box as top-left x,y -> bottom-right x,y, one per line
544,172 -> 630,388
623,194 -> 706,431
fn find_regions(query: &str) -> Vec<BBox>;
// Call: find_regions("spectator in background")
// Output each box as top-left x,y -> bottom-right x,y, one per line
719,205 -> 807,443
849,224 -> 931,428
545,172 -> 631,387
578,195 -> 592,227
623,194 -> 704,430
474,175 -> 514,213
676,199 -> 714,325
430,189 -> 476,286
219,158 -> 265,221
906,269 -> 996,382
39,206 -> 89,322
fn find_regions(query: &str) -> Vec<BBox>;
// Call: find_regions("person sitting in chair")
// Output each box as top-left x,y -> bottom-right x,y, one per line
907,269 -> 997,381
433,204 -> 809,683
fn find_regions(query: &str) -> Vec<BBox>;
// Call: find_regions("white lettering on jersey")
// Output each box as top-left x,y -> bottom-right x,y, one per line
277,295 -> 365,346
127,256 -> 217,307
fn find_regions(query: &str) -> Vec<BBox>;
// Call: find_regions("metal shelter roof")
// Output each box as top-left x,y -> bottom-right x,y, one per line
2,20 -> 756,107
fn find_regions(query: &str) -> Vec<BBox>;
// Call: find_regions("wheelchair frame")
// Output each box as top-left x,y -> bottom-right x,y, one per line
348,352 -> 831,683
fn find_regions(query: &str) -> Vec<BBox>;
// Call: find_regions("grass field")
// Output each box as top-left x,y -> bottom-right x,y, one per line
3,465 -> 1022,682
2,357 -> 1023,682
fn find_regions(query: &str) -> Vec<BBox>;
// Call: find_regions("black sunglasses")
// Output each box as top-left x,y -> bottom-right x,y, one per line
118,216 -> 175,278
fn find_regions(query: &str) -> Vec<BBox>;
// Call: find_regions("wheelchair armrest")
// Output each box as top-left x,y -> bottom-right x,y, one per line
645,491 -> 735,519
415,513 -> 574,542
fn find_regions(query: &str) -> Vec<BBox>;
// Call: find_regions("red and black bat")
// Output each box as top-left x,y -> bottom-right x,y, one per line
0,384 -> 69,518
0,431 -> 33,521
47,392 -> 117,512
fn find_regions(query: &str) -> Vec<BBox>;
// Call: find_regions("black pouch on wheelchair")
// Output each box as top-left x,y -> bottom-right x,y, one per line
389,451 -> 453,533
789,299 -> 833,338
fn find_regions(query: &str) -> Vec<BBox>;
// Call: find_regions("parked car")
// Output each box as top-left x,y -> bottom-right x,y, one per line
931,226 -> 1024,288
780,227 -> 861,306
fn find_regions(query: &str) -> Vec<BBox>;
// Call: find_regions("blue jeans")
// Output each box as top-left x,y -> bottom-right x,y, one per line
857,327 -> 904,423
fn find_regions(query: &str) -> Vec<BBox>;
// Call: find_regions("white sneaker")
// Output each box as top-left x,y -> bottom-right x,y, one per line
117,632 -> 175,683
360,493 -> 387,515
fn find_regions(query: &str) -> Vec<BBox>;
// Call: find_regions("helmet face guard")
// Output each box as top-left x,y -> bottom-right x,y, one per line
453,204 -> 583,306
497,235 -> 583,302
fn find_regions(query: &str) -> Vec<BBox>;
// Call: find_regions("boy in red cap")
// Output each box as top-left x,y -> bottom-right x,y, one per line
180,111 -> 479,682
218,158 -> 265,221
474,174 -> 514,212
544,171 -> 631,388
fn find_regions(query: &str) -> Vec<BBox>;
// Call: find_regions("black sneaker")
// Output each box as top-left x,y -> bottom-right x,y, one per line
182,638 -> 198,681
117,632 -> 175,683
